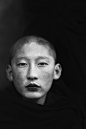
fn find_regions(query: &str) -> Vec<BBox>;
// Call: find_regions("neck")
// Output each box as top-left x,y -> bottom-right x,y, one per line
23,94 -> 47,105
37,94 -> 47,105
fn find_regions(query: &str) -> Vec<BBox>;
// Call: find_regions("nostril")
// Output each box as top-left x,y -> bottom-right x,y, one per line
27,77 -> 38,80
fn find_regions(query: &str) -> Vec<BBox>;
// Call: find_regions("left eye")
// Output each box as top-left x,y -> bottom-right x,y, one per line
17,63 -> 27,66
38,62 -> 48,66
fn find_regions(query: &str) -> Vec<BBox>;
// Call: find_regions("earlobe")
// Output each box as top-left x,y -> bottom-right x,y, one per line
6,65 -> 13,81
54,63 -> 62,80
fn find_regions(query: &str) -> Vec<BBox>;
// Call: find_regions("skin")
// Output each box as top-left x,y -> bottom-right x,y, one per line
6,41 -> 62,105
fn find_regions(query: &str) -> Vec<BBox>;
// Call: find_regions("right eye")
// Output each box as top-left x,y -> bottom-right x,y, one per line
17,63 -> 27,67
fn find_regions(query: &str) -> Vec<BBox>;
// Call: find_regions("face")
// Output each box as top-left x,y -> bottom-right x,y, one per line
7,41 -> 61,101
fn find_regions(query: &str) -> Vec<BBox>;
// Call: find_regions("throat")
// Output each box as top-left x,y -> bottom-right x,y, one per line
23,94 -> 47,105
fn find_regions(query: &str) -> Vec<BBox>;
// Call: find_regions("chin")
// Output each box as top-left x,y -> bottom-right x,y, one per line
23,92 -> 43,99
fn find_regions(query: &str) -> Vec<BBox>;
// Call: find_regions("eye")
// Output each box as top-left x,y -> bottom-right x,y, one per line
38,62 -> 48,66
17,63 -> 27,67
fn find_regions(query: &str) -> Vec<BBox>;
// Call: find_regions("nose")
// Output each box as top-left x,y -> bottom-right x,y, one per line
27,63 -> 38,81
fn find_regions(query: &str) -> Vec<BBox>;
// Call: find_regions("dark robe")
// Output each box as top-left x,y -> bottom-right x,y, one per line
0,81 -> 84,129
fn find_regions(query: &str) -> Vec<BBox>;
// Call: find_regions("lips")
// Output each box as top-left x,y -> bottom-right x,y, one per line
25,83 -> 40,91
26,83 -> 40,88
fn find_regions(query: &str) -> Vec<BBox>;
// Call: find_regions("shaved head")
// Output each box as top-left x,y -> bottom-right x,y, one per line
9,35 -> 57,65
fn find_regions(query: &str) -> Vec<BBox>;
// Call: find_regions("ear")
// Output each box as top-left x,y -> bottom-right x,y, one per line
53,63 -> 62,80
6,65 -> 13,81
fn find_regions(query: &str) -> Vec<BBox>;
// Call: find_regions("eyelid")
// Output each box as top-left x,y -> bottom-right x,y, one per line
39,62 -> 48,64
17,63 -> 27,67
38,62 -> 48,66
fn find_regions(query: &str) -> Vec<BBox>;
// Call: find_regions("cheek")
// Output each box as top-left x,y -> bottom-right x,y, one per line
12,70 -> 26,84
40,71 -> 54,83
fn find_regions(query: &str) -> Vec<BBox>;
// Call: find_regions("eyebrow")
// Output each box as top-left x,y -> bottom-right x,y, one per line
16,56 -> 50,61
36,56 -> 49,60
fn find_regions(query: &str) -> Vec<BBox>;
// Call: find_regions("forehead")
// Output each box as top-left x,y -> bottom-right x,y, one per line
15,41 -> 54,59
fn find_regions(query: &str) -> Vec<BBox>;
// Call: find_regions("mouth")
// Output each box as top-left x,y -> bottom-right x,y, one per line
25,83 -> 40,91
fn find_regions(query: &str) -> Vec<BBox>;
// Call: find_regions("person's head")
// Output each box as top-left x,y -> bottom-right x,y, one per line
6,35 -> 62,105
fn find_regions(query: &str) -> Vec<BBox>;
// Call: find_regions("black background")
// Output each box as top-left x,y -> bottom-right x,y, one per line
0,0 -> 86,98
